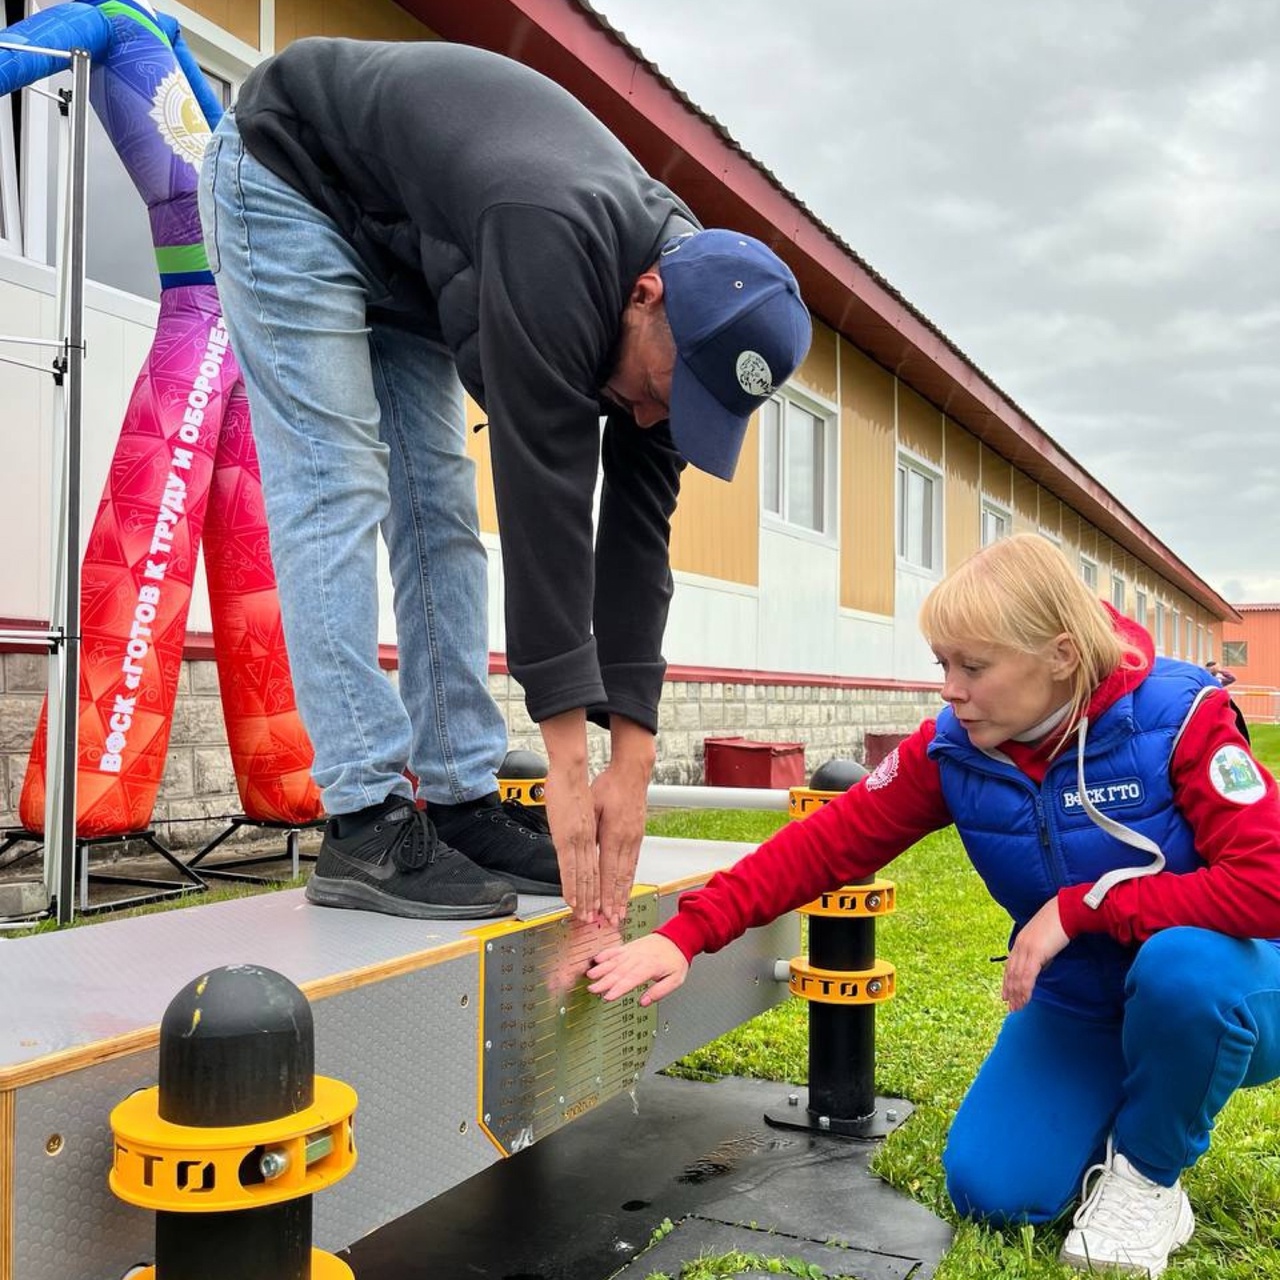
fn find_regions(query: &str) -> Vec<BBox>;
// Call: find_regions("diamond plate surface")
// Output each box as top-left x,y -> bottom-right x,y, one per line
15,1056 -> 157,1280
480,894 -> 657,1153
311,954 -> 497,1252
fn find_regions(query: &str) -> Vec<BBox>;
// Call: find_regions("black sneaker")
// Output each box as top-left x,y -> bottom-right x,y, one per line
501,798 -> 550,835
306,796 -> 518,920
430,792 -> 562,895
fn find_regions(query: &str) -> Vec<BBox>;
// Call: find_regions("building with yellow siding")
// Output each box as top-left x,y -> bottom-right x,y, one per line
0,0 -> 1238,823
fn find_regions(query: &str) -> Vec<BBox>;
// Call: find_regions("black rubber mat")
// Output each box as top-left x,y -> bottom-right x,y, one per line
343,1074 -> 951,1280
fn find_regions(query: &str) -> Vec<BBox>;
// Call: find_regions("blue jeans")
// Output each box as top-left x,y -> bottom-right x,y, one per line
943,927 -> 1280,1223
198,111 -> 507,815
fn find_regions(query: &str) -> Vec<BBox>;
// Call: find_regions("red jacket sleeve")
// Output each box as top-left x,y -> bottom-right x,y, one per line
658,722 -> 954,961
1058,689 -> 1280,944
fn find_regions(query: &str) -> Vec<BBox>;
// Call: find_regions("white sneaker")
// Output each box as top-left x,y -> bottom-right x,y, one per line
1059,1139 -> 1195,1277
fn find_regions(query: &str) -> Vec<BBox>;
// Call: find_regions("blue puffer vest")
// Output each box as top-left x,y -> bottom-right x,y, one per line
927,658 -> 1218,1020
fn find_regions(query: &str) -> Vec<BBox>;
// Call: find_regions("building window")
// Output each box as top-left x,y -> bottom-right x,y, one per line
1223,640 -> 1247,667
896,455 -> 941,572
1171,610 -> 1181,657
1111,574 -> 1126,613
980,500 -> 1010,547
1154,602 -> 1166,652
760,394 -> 834,535
1185,617 -> 1194,662
1080,556 -> 1098,594
1038,527 -> 1062,547
1197,625 -> 1206,664
1135,589 -> 1147,632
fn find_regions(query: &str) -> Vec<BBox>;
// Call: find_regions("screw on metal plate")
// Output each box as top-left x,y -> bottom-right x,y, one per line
459,993 -> 469,1007
259,1150 -> 289,1180
787,1094 -> 799,1107
45,1134 -> 64,1156
818,1116 -> 831,1130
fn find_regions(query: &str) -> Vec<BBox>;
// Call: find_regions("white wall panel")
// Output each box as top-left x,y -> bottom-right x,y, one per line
894,565 -> 941,681
664,571 -> 759,669
757,526 -> 839,673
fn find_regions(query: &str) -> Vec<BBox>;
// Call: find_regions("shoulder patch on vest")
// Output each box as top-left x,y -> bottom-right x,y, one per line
1208,745 -> 1267,805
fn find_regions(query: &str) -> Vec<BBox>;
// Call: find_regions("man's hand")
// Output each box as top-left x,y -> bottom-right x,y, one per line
587,934 -> 689,1005
541,710 -> 598,921
1003,898 -> 1069,1012
594,717 -> 657,926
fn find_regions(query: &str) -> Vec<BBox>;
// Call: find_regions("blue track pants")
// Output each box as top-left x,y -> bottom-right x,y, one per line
943,927 -> 1280,1224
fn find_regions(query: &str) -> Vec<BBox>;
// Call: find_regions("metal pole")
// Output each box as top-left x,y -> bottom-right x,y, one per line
46,50 -> 89,924
645,783 -> 791,811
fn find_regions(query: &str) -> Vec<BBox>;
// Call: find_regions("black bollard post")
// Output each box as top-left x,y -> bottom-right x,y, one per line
110,964 -> 357,1279
765,759 -> 912,1139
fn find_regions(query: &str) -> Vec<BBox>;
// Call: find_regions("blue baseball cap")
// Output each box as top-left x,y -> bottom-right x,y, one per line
658,229 -> 812,481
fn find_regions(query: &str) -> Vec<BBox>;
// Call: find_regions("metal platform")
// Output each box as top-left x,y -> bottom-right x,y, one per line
0,837 -> 798,1280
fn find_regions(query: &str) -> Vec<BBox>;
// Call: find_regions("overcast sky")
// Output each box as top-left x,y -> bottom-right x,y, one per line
590,0 -> 1280,604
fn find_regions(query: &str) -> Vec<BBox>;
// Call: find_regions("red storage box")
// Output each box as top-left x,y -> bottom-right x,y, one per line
703,736 -> 806,788
863,732 -> 909,770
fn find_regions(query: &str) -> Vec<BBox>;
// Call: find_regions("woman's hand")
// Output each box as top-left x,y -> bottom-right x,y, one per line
1002,898 -> 1069,1011
586,934 -> 689,1005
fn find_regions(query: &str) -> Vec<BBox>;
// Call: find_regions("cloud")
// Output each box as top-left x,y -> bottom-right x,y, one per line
592,0 -> 1280,603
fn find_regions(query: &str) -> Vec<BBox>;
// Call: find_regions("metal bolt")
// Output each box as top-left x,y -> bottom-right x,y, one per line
558,1095 -> 565,1105
483,1112 -> 491,1123
885,1108 -> 899,1122
558,1006 -> 566,1017
867,894 -> 881,910
868,979 -> 883,995
484,1039 -> 492,1050
44,1134 -> 64,1156
486,942 -> 494,952
458,1120 -> 468,1135
459,993 -> 469,1007
787,1094 -> 799,1107
259,1150 -> 289,1180
818,1115 -> 831,1130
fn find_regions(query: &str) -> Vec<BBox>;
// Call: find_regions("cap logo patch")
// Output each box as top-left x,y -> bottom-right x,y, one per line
736,350 -> 774,397
1208,744 -> 1267,805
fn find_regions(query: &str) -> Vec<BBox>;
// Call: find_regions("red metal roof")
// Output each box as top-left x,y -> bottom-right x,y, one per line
396,0 -> 1238,622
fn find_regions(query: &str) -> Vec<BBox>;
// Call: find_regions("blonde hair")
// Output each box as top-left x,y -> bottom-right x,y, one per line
919,534 -> 1142,734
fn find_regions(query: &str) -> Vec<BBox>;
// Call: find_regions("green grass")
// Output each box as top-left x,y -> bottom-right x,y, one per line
1248,723 -> 1280,781
644,809 -> 1280,1280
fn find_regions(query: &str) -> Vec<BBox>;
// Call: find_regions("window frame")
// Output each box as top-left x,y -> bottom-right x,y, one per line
1079,555 -> 1098,595
1110,573 -> 1126,614
759,386 -> 839,543
1223,640 -> 1247,667
980,497 -> 1010,547
895,449 -> 943,575
1135,588 -> 1148,632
